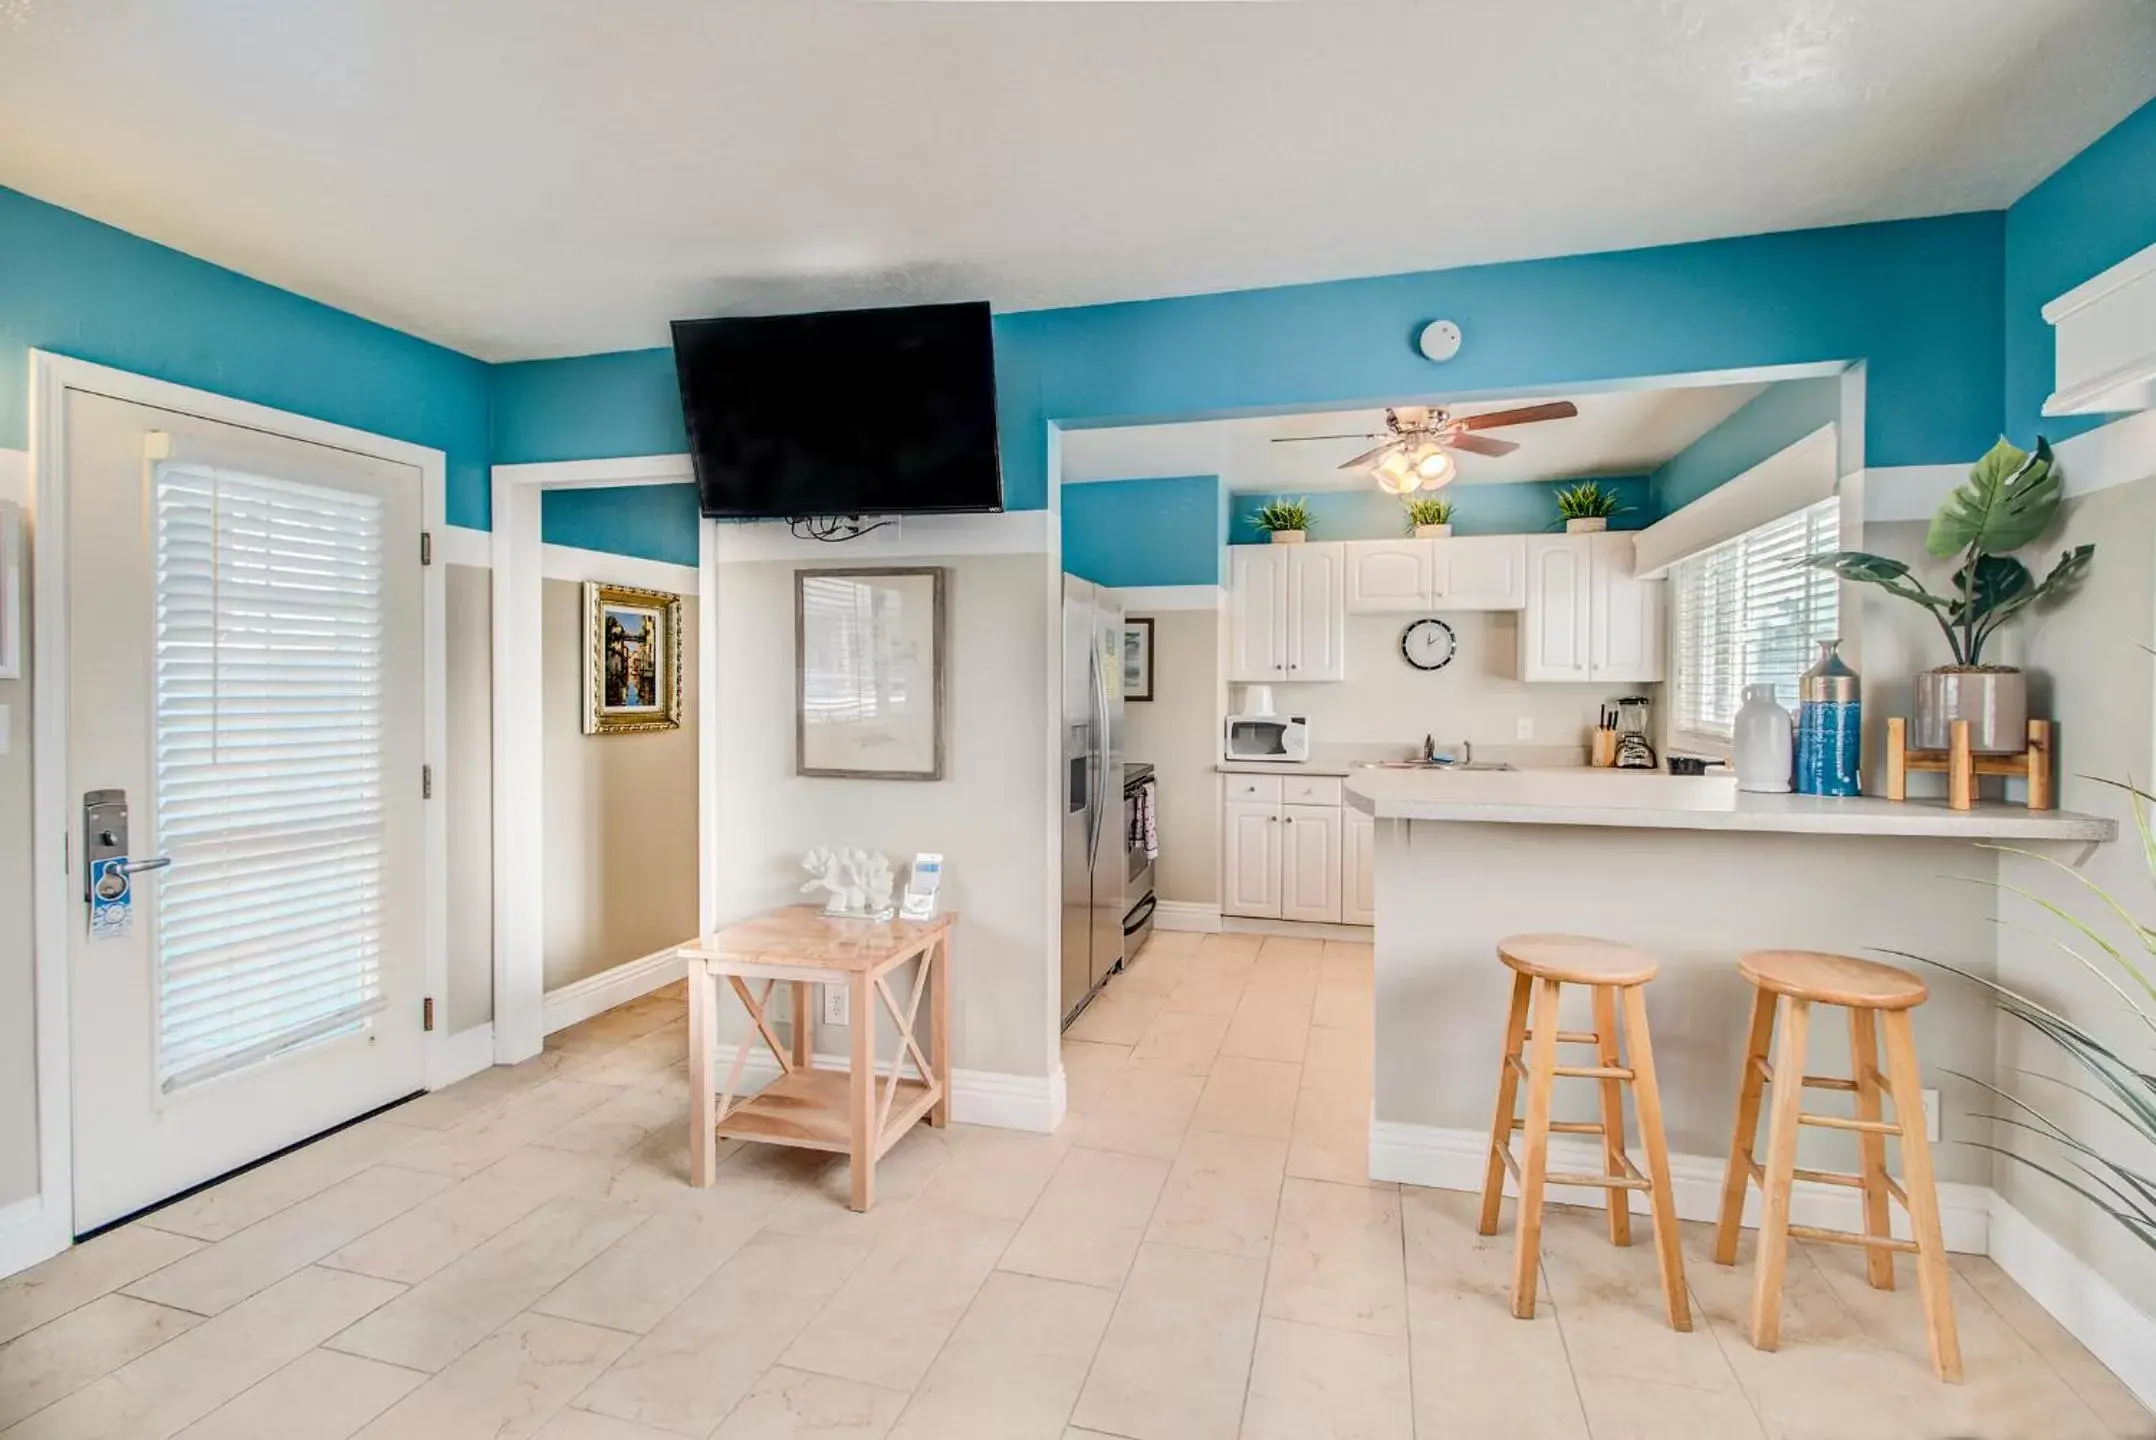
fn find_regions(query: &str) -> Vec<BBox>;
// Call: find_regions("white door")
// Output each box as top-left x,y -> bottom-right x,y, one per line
1588,533 -> 1666,682
1228,547 -> 1287,682
1520,536 -> 1592,681
1341,811 -> 1376,926
1279,804 -> 1342,923
64,389 -> 428,1231
1437,536 -> 1529,611
1344,541 -> 1431,613
1222,802 -> 1282,918
1285,543 -> 1346,682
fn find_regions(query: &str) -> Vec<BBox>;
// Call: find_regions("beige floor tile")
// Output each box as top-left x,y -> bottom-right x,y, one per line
389,1078 -> 624,1178
0,1225 -> 203,1346
1191,1057 -> 1302,1140
1127,1009 -> 1230,1076
172,1347 -> 425,1440
1298,1025 -> 1371,1098
1310,976 -> 1373,1033
761,1126 -> 958,1245
1284,1086 -> 1375,1187
393,1063 -> 557,1131
1538,1209 -> 1738,1393
125,1164 -> 453,1315
532,1081 -> 690,1159
1255,936 -> 1326,971
1240,1316 -> 1412,1440
1319,939 -> 1373,971
1059,1040 -> 1133,1117
0,1293 -> 200,1429
558,1026 -> 691,1088
1065,988 -> 1165,1046
1220,995 -> 1312,1065
576,1232 -> 871,1437
886,1271 -> 1116,1440
352,1312 -> 633,1440
1264,1178 -> 1406,1338
1401,1186 -> 1525,1301
1113,950 -> 1192,1000
1407,1285 -> 1587,1440
710,1366 -> 910,1440
1194,934 -> 1264,966
1143,1130 -> 1286,1259
999,1148 -> 1170,1288
1069,1242 -> 1265,1440
913,1126 -> 1075,1222
1684,1225 -> 1863,1352
1072,1067 -> 1205,1160
322,1145 -> 616,1285
535,1408 -> 695,1440
144,1120 -> 434,1242
1574,1371 -> 1769,1440
781,1205 -> 1019,1391
3,1266 -> 403,1440
1953,1254 -> 2155,1437
327,1196 -> 645,1372
531,1189 -> 771,1333
1159,967 -> 1249,1018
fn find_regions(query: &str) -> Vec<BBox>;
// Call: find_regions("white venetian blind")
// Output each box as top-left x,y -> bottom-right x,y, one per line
153,463 -> 389,1093
1670,497 -> 1840,744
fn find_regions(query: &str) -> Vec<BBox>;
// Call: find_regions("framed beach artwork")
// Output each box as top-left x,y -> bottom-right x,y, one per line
796,566 -> 947,780
1122,617 -> 1154,702
582,581 -> 683,734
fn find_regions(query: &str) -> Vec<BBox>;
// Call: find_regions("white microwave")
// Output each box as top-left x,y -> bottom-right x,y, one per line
1224,713 -> 1311,763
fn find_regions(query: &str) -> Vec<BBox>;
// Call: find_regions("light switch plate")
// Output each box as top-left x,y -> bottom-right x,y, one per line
1515,716 -> 1534,740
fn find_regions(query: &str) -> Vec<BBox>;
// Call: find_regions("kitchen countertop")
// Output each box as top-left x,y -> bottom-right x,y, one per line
1344,766 -> 2116,841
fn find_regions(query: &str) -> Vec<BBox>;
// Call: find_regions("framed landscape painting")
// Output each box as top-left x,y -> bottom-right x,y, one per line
583,581 -> 683,734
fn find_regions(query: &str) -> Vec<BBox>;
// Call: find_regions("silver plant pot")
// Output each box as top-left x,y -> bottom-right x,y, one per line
1912,668 -> 2027,753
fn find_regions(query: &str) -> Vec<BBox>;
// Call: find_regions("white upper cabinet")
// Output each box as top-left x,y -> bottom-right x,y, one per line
1520,533 -> 1664,683
1285,543 -> 1346,681
1231,543 -> 1346,682
1520,535 -> 1593,680
1588,532 -> 1665,683
1344,541 -> 1432,613
1434,535 -> 1528,611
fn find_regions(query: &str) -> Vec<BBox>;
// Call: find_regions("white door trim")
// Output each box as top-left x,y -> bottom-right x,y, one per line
23,351 -> 449,1271
487,453 -> 708,1062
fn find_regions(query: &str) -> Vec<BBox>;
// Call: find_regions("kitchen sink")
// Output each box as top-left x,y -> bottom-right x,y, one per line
1354,760 -> 1517,773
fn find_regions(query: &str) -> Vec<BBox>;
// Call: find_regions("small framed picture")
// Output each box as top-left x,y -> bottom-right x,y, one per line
1123,617 -> 1154,702
797,567 -> 947,780
583,582 -> 683,734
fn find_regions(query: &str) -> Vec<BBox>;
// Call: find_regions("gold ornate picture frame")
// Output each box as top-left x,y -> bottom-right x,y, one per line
583,581 -> 683,734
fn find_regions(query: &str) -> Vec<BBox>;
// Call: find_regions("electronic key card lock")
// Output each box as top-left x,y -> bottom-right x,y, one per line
82,789 -> 171,940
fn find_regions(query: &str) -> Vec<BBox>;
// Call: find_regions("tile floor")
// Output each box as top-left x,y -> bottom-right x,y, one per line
1,930 -> 2149,1439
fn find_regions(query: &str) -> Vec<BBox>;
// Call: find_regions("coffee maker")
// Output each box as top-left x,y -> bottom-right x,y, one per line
1614,695 -> 1657,770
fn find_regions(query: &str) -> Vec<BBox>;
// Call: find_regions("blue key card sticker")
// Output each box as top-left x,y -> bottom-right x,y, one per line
89,856 -> 132,940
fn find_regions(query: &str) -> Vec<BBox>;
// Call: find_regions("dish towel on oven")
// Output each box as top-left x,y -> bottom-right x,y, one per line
1134,778 -> 1159,860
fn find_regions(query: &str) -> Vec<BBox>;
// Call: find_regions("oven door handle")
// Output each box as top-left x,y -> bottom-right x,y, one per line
1122,893 -> 1157,936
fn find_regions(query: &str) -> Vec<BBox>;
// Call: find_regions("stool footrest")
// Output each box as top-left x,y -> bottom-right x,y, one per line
1800,1112 -> 1901,1135
1493,1143 -> 1646,1193
1745,1158 -> 1867,1191
1511,1118 -> 1608,1136
1748,1056 -> 1859,1092
1787,1222 -> 1919,1254
1505,1054 -> 1633,1082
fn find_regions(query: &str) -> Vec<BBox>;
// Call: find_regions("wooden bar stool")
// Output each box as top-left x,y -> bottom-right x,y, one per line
1713,950 -> 1961,1382
1478,934 -> 1690,1330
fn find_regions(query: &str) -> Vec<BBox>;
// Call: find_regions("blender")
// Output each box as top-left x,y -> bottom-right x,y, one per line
1614,695 -> 1657,770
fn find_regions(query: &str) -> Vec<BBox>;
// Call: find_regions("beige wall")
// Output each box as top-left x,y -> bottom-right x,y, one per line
444,565 -> 494,1032
0,465 -> 37,1206
1122,608 -> 1222,906
539,577 -> 700,993
710,552 -> 1056,1080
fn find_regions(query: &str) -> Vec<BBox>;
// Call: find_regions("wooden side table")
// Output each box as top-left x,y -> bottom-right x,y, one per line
676,904 -> 954,1211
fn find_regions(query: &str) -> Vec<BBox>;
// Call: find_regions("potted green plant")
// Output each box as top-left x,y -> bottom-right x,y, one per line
1805,438 -> 2093,753
1554,480 -> 1625,533
1252,497 -> 1314,545
1403,495 -> 1453,539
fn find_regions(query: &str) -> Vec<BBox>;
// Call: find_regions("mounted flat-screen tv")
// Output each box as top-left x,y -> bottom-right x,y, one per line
672,300 -> 1003,520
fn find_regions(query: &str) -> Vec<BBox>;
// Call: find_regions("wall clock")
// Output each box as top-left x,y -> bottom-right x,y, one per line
1401,618 -> 1456,671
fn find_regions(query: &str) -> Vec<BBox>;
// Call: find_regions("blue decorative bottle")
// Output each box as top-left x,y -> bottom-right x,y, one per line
1796,640 -> 1861,797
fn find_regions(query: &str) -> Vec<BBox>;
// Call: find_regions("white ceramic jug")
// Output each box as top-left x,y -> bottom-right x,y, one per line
1734,684 -> 1793,794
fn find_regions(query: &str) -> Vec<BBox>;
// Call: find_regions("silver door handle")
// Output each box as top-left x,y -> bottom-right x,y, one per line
120,857 -> 172,876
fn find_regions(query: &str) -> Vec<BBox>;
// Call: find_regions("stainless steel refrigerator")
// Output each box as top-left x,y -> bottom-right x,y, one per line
1060,575 -> 1125,1026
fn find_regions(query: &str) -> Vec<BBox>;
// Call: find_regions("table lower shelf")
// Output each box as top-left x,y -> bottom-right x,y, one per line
713,1065 -> 942,1157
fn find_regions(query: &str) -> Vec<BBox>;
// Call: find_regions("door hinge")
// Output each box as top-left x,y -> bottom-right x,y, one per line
420,531 -> 433,567
423,997 -> 436,1032
421,764 -> 434,799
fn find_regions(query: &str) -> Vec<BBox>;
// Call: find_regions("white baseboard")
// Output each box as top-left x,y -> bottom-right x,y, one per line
544,950 -> 686,1035
1222,914 -> 1373,943
0,1195 -> 70,1282
430,1023 -> 498,1090
705,1044 -> 1062,1133
1152,902 -> 1221,932
1987,1193 -> 2156,1413
1368,1120 -> 1991,1255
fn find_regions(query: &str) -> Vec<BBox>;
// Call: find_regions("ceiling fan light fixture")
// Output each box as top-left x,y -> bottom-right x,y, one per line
1416,450 -> 1456,489
1373,449 -> 1418,494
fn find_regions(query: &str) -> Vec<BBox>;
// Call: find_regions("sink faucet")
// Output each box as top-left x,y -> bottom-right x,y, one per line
1458,740 -> 1474,767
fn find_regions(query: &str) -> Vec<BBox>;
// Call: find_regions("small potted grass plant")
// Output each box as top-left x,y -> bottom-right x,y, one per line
1403,495 -> 1453,539
1252,497 -> 1314,544
1555,480 -> 1626,533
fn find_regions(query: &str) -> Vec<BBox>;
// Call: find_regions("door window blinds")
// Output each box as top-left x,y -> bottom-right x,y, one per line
152,463 -> 389,1093
1669,498 -> 1841,744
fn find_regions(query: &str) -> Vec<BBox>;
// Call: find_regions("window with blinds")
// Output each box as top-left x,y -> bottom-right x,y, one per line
153,463 -> 390,1093
1669,498 -> 1840,745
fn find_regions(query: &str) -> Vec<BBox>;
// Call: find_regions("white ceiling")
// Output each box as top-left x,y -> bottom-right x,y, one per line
1060,382 -> 1769,491
2,1 -> 2152,362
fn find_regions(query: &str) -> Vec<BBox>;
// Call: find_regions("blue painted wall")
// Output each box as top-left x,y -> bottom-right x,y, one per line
0,186 -> 494,528
1227,477 -> 1653,546
1648,375 -> 1842,515
540,483 -> 702,567
491,350 -> 687,465
2003,94 -> 2156,448
1062,476 -> 1223,587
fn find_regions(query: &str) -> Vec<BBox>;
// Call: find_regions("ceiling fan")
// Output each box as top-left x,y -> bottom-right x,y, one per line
1273,401 -> 1579,493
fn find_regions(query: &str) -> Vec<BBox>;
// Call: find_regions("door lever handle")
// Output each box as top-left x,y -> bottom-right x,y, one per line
120,857 -> 173,876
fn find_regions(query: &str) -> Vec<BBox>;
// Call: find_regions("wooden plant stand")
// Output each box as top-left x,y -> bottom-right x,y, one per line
677,904 -> 953,1211
1884,717 -> 2053,812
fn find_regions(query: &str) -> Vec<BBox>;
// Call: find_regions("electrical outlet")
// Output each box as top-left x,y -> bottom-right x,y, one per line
823,985 -> 849,1027
1921,1087 -> 1940,1144
1515,716 -> 1534,740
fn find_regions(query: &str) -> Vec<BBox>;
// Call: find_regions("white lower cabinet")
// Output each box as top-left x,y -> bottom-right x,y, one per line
1279,805 -> 1343,922
1223,801 -> 1284,919
1222,776 -> 1366,927
1341,810 -> 1375,926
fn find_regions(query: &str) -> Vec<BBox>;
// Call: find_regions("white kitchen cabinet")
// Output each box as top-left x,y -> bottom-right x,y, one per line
1520,533 -> 1664,683
1588,532 -> 1665,683
1223,801 -> 1283,919
1279,804 -> 1343,923
1520,535 -> 1593,681
1435,535 -> 1529,610
1342,809 -> 1375,926
1344,541 -> 1432,614
1228,543 -> 1346,682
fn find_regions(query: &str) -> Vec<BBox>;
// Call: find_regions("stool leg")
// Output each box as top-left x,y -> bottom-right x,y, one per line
1511,976 -> 1562,1320
1619,983 -> 1691,1332
1478,971 -> 1534,1237
1881,1009 -> 1963,1382
1849,1007 -> 1896,1291
1750,996 -> 1809,1351
1715,984 -> 1776,1265
1592,984 -> 1633,1247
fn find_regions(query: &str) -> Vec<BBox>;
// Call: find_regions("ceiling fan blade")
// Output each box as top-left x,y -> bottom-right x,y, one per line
1455,400 -> 1579,431
1337,442 -> 1397,470
1271,432 -> 1384,444
1447,433 -> 1519,457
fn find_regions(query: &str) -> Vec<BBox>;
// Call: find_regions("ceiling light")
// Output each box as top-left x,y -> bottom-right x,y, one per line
1373,449 -> 1418,495
1416,449 -> 1456,489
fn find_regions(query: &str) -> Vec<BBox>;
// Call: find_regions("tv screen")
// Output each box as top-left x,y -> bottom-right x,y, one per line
672,301 -> 1003,520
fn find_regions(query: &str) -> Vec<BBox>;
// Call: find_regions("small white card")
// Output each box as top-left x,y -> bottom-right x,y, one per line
901,853 -> 943,920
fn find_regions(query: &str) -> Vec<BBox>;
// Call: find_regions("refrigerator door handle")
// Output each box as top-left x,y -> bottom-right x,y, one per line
1085,645 -> 1105,864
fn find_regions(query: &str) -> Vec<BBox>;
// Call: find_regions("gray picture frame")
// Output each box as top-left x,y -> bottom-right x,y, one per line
795,566 -> 948,781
